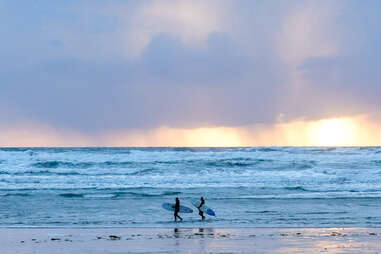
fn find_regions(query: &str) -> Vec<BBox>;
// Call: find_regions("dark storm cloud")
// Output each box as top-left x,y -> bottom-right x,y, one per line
0,32 -> 284,131
0,0 -> 380,132
292,1 -> 381,120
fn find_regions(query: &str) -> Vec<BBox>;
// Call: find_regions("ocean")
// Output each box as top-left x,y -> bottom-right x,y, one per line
0,147 -> 380,228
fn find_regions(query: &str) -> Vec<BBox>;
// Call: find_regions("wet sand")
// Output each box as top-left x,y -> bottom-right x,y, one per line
2,227 -> 381,254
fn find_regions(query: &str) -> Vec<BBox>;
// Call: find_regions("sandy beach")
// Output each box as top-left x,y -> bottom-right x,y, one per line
1,227 -> 381,254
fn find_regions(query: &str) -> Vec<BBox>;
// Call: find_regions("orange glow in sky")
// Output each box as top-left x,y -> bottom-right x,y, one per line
104,116 -> 381,147
306,118 -> 358,146
1,116 -> 381,147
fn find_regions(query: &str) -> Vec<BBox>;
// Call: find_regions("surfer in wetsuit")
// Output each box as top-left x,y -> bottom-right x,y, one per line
174,197 -> 183,221
197,197 -> 206,220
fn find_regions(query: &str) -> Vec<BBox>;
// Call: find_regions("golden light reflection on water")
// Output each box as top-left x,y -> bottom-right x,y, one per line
166,228 -> 381,254
275,228 -> 380,254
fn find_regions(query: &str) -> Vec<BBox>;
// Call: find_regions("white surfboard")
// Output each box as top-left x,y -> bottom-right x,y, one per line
191,199 -> 216,216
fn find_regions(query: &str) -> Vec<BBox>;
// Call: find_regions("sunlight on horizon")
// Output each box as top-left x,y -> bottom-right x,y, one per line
307,118 -> 358,147
107,116 -> 381,147
1,116 -> 381,147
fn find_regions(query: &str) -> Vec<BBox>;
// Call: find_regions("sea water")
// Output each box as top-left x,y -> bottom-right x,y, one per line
0,147 -> 380,227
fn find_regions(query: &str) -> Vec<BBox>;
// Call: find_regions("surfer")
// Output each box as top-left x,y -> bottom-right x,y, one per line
174,197 -> 183,222
197,197 -> 206,220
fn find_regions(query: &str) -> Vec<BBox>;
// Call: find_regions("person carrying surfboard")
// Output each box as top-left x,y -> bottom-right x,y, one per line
174,197 -> 183,221
197,197 -> 206,220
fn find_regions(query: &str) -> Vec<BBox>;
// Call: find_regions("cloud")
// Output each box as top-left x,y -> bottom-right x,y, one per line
37,0 -> 228,60
1,0 -> 381,146
119,0 -> 228,58
277,1 -> 339,68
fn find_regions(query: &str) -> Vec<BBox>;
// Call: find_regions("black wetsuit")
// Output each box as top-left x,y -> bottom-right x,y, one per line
174,201 -> 180,216
198,199 -> 205,219
174,200 -> 182,221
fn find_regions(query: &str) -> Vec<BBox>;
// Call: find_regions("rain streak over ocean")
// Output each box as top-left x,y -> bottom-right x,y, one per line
0,147 -> 380,228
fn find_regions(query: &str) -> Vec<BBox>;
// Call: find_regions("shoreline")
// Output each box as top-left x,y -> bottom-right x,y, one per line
2,225 -> 381,229
2,227 -> 381,254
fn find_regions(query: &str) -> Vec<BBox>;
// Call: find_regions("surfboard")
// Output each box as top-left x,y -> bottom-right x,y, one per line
191,199 -> 216,216
162,203 -> 193,213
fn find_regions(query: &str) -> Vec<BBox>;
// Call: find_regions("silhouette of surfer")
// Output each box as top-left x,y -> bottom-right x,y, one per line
197,197 -> 206,220
174,197 -> 183,221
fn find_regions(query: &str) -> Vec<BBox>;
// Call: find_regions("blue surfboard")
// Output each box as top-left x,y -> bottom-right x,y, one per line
162,203 -> 193,213
191,199 -> 216,216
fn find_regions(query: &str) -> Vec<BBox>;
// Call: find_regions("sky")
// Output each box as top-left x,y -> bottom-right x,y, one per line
1,0 -> 381,146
